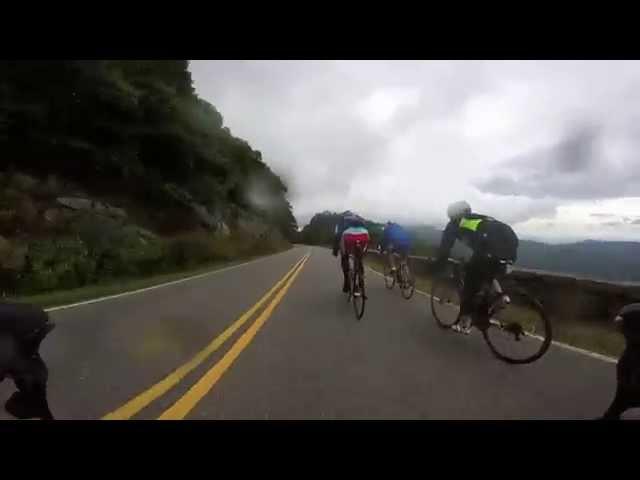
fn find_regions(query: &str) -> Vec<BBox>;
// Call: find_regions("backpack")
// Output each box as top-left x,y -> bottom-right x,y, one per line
479,219 -> 519,261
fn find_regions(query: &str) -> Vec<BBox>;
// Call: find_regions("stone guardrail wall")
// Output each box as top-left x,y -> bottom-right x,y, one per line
365,249 -> 640,324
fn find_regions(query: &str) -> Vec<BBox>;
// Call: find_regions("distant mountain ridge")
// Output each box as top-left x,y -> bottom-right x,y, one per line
405,224 -> 640,283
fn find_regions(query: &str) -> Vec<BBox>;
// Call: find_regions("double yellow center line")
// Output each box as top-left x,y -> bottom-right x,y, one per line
103,253 -> 310,420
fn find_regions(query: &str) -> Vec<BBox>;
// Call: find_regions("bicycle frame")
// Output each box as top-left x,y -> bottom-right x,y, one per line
347,241 -> 367,319
452,260 -> 512,319
431,258 -> 552,363
347,242 -> 365,293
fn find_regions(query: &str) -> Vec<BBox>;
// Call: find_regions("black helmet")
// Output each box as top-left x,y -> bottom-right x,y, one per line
614,303 -> 640,344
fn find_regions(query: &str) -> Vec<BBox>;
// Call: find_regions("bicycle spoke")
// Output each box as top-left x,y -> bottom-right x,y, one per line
483,289 -> 552,364
351,255 -> 366,320
400,263 -> 415,299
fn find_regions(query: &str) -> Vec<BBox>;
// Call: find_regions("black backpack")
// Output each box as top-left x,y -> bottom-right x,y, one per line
479,219 -> 519,261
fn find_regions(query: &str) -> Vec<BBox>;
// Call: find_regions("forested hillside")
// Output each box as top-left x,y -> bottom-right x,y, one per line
0,61 -> 297,296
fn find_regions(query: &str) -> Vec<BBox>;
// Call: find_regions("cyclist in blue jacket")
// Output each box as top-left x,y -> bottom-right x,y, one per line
381,221 -> 412,275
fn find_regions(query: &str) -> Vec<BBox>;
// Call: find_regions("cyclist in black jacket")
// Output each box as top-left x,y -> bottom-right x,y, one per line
0,302 -> 55,419
601,303 -> 640,419
433,201 -> 519,333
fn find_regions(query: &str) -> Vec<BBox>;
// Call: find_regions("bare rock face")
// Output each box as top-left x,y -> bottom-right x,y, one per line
237,213 -> 269,238
57,197 -> 127,219
162,183 -> 230,234
191,203 -> 218,230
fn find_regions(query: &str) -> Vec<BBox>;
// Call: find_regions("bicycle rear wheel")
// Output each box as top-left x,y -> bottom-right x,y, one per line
481,287 -> 552,364
352,265 -> 366,320
383,263 -> 395,289
430,276 -> 462,329
400,263 -> 415,300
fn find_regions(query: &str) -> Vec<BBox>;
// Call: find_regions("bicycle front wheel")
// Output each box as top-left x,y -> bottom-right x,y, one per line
400,263 -> 415,300
482,288 -> 552,364
430,276 -> 462,329
352,269 -> 366,320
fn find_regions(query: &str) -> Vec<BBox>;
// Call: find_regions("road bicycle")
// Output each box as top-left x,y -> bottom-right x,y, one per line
383,251 -> 415,299
346,241 -> 367,320
430,259 -> 552,364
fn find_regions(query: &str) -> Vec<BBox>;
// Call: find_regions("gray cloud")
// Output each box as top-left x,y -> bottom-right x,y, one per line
590,213 -> 616,218
189,61 -> 640,242
475,123 -> 640,201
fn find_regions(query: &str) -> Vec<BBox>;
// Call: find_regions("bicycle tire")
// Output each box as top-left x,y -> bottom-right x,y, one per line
430,275 -> 462,329
346,264 -> 354,303
481,288 -> 552,364
383,264 -> 396,290
352,263 -> 366,320
400,263 -> 415,300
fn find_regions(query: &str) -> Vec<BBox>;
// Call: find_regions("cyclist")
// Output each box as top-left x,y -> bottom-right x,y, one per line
381,221 -> 411,276
332,211 -> 370,292
432,201 -> 519,333
601,303 -> 640,419
0,302 -> 55,420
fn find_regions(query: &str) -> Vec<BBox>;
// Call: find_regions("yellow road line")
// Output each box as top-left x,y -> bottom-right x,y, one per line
102,255 -> 308,420
158,254 -> 310,420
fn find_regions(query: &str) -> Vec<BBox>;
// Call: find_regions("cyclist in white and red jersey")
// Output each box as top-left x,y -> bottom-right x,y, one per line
332,211 -> 370,292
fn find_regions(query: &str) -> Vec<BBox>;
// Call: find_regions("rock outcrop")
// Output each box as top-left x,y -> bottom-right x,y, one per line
57,197 -> 127,220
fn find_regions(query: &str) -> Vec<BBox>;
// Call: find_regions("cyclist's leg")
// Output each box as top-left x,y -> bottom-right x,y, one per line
6,354 -> 53,420
340,234 -> 350,292
387,243 -> 396,271
400,245 -> 411,283
602,383 -> 628,419
356,238 -> 368,297
360,237 -> 369,275
460,254 -> 488,328
399,243 -> 410,267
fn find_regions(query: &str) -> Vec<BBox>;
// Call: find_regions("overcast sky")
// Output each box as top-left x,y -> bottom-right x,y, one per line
190,60 -> 640,243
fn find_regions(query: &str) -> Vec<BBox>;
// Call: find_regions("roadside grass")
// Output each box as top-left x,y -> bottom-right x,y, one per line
9,246 -> 292,310
364,256 -> 624,359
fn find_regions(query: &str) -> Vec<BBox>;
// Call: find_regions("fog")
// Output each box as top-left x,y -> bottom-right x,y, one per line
190,60 -> 640,243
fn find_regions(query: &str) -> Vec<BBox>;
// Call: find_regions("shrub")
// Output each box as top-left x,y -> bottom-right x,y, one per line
9,172 -> 38,193
15,195 -> 39,231
42,174 -> 62,197
166,233 -> 217,268
20,237 -> 92,292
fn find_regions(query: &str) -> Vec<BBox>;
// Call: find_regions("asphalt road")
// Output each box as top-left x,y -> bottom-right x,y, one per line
0,245 -> 632,419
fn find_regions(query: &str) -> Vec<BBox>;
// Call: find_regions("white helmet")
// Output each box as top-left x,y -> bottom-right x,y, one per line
447,201 -> 471,220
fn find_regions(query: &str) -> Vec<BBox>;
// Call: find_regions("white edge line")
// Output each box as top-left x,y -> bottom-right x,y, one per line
365,265 -> 617,364
45,248 -> 303,313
